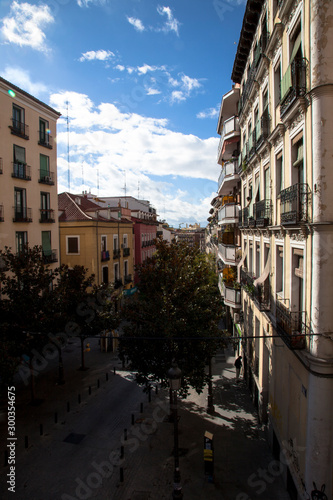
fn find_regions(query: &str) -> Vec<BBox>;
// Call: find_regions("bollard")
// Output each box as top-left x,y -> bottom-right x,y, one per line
120,467 -> 124,482
25,436 -> 28,448
67,402 -> 70,413
140,402 -> 143,413
106,373 -> 109,381
4,450 -> 8,467
78,394 -> 81,404
131,414 -> 135,425
124,429 -> 127,441
120,446 -> 124,459
97,379 -> 100,388
89,386 -> 91,395
40,424 -> 43,436
55,412 -> 58,424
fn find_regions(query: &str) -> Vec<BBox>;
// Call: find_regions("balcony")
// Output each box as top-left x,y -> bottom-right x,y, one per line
38,132 -> 53,149
276,300 -> 307,350
12,163 -> 31,181
101,251 -> 110,262
218,242 -> 241,266
240,268 -> 271,311
40,209 -> 55,223
123,247 -> 130,257
39,170 -> 55,185
218,200 -> 240,225
254,199 -> 272,227
9,119 -> 29,139
13,207 -> 32,222
42,249 -> 58,264
222,281 -> 241,309
0,204 -> 4,222
239,207 -> 249,228
255,112 -> 271,150
113,249 -> 121,259
217,116 -> 240,164
279,183 -> 311,225
280,58 -> 307,118
218,159 -> 239,195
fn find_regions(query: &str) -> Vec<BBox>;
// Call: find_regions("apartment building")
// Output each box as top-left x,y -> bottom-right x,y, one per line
211,1 -> 333,498
0,77 -> 61,265
58,192 -> 134,291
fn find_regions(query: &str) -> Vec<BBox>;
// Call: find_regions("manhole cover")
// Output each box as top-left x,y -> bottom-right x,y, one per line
63,433 -> 86,444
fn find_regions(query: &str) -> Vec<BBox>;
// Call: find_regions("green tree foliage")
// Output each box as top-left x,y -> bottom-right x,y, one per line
119,239 -> 224,396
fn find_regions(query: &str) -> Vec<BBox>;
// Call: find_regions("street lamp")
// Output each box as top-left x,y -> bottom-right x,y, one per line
167,362 -> 183,499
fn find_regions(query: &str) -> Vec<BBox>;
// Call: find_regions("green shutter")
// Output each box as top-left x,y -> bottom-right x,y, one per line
40,155 -> 49,179
290,32 -> 302,63
42,231 -> 51,256
281,65 -> 292,101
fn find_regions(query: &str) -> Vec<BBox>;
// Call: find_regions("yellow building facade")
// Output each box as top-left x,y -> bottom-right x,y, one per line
0,77 -> 61,265
58,192 -> 134,289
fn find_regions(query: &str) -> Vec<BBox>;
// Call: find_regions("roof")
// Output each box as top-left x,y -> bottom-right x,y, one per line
231,0 -> 265,84
58,192 -> 131,223
0,76 -> 61,117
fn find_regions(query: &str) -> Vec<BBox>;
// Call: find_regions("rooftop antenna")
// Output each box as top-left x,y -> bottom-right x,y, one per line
66,101 -> 70,192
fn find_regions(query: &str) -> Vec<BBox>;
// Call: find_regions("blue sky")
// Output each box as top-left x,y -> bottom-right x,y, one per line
0,0 -> 246,227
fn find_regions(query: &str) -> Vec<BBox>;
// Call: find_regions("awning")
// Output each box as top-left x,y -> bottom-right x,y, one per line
237,243 -> 248,282
235,323 -> 242,337
254,249 -> 271,286
221,136 -> 239,156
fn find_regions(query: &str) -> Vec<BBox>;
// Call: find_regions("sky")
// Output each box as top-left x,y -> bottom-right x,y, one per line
0,0 -> 246,227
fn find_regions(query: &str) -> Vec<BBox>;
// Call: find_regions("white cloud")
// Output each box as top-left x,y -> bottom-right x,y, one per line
127,16 -> 145,32
1,66 -> 48,97
170,90 -> 186,103
146,87 -> 162,96
115,64 -> 125,71
197,106 -> 220,119
79,50 -> 115,62
1,1 -> 54,52
77,0 -> 106,7
157,6 -> 180,36
50,90 -> 219,226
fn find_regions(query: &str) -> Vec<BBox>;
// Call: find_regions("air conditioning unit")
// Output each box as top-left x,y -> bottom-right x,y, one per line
45,176 -> 51,182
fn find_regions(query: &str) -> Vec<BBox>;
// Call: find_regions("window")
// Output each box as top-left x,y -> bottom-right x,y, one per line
13,145 -> 29,179
264,167 -> 270,200
262,87 -> 269,112
40,192 -> 51,222
291,134 -> 304,185
275,152 -> 283,197
123,234 -> 128,248
289,22 -> 302,64
124,260 -> 128,278
102,266 -> 109,284
274,62 -> 281,107
39,118 -> 50,146
101,235 -> 107,252
14,187 -> 29,221
16,231 -> 27,254
42,231 -> 52,261
255,241 -> 260,277
114,262 -> 119,280
12,105 -> 24,131
66,236 -> 79,254
276,246 -> 284,295
113,235 -> 118,250
40,155 -> 50,181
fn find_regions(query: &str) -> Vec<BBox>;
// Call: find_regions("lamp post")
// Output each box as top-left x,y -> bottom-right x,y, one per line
167,363 -> 183,499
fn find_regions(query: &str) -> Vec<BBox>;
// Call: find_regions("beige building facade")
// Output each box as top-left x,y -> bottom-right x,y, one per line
0,77 -> 61,265
211,1 -> 333,498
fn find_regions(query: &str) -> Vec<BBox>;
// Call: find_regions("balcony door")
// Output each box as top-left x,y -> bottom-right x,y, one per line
14,145 -> 26,178
14,188 -> 26,219
42,231 -> 51,260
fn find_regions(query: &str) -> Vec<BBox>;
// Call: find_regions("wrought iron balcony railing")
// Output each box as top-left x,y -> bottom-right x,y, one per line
275,300 -> 307,350
113,249 -> 121,259
123,247 -> 130,257
254,199 -> 272,227
279,183 -> 311,225
42,249 -> 58,264
38,132 -> 53,149
240,268 -> 271,311
101,251 -> 110,261
39,170 -> 55,185
239,207 -> 249,228
13,207 -> 32,222
10,119 -> 29,139
12,163 -> 31,180
280,58 -> 307,117
40,209 -> 55,223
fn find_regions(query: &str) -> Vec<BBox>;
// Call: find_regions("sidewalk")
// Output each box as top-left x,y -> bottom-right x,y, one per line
0,341 -> 291,500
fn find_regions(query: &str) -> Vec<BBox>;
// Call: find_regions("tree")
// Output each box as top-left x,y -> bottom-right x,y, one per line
0,245 -> 55,395
119,239 -> 224,396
